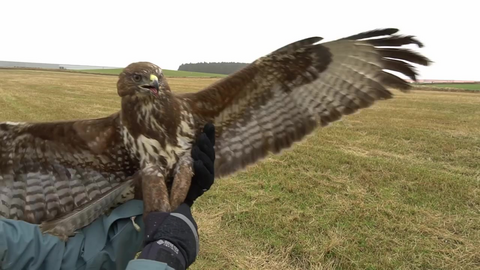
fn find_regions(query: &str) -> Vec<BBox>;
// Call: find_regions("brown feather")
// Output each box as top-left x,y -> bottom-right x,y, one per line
0,113 -> 139,225
39,176 -> 136,241
179,28 -> 432,178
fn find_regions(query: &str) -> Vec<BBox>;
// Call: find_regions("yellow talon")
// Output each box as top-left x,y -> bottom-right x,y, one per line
131,216 -> 141,232
134,251 -> 142,259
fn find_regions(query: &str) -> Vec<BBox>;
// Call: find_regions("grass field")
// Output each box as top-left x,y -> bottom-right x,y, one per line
0,69 -> 479,269
417,83 -> 480,91
80,68 -> 227,78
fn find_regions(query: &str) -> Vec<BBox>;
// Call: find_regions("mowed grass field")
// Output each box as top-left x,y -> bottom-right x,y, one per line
0,69 -> 479,269
417,83 -> 480,91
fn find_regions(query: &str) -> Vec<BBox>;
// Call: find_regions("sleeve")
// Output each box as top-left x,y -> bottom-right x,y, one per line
126,259 -> 176,270
72,200 -> 147,269
0,218 -> 66,270
0,200 -> 148,270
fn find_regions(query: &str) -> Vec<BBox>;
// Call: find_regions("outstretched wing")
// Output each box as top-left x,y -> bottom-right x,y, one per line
0,112 -> 138,225
180,28 -> 432,178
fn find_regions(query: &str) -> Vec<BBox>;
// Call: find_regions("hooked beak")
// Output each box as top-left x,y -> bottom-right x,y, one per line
143,74 -> 160,96
150,74 -> 159,91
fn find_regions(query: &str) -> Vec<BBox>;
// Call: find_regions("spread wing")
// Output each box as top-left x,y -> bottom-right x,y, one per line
0,112 -> 138,225
180,28 -> 432,178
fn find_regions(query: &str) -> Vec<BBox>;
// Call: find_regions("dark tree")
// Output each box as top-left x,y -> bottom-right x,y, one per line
178,62 -> 249,75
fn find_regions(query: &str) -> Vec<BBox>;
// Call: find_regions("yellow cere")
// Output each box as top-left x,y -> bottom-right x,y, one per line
150,74 -> 158,82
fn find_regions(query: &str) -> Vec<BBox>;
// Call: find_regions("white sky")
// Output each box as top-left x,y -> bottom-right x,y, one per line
0,0 -> 478,80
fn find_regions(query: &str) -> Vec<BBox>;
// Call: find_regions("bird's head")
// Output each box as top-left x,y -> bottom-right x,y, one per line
117,62 -> 170,97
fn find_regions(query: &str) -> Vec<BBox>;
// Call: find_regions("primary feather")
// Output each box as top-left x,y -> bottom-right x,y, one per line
180,28 -> 432,177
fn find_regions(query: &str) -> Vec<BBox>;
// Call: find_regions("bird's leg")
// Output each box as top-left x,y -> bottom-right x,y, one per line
169,155 -> 194,210
141,164 -> 170,216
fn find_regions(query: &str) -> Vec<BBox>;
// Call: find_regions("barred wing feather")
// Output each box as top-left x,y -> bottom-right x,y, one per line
0,113 -> 137,226
182,28 -> 431,178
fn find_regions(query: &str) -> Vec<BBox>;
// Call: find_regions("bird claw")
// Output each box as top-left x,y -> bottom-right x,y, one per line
131,216 -> 141,232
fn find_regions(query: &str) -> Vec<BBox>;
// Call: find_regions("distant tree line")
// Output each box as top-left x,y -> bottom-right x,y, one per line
178,62 -> 249,75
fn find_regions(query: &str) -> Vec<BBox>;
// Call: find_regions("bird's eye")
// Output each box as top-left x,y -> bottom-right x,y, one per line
133,74 -> 142,82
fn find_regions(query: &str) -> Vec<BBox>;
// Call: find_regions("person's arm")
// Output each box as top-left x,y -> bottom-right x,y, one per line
126,123 -> 215,270
0,219 -> 67,270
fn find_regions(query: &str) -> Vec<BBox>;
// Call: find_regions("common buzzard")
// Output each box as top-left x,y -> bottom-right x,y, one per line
0,28 -> 431,240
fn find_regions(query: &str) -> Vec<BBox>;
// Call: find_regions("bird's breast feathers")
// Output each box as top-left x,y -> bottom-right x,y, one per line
121,118 -> 195,172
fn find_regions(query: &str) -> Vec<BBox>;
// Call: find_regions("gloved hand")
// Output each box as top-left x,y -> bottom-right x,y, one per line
137,123 -> 215,270
138,205 -> 198,270
185,122 -> 215,206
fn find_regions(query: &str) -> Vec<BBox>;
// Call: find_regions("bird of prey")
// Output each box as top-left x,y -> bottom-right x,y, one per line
0,28 -> 431,240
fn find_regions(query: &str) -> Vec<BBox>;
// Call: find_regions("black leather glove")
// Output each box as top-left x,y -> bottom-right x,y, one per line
185,122 -> 215,206
138,204 -> 198,270
137,123 -> 215,270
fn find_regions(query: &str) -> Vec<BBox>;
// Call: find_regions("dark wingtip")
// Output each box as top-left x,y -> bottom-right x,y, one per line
410,36 -> 425,48
342,28 -> 399,40
395,35 -> 425,48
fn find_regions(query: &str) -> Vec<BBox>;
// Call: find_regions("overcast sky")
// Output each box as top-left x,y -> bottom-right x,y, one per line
1,0 -> 478,80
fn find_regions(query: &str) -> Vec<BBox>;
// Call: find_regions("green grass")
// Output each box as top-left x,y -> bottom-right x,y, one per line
0,69 -> 479,269
417,83 -> 480,91
80,68 -> 227,78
